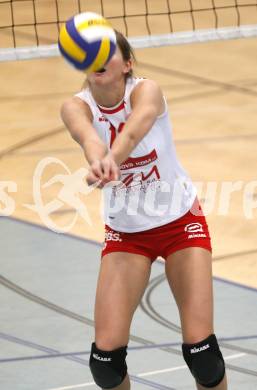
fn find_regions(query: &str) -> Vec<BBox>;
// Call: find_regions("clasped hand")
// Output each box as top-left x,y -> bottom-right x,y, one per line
86,152 -> 120,188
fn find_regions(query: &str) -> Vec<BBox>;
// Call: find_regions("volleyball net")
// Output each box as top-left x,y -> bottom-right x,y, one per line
1,0 -> 257,61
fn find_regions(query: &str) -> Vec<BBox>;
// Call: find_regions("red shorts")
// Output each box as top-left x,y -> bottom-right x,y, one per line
101,198 -> 212,262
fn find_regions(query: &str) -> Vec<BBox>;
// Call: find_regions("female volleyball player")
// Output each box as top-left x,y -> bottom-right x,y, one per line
61,31 -> 228,390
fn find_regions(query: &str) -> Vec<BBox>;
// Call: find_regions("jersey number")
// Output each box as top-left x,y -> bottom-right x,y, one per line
109,122 -> 161,186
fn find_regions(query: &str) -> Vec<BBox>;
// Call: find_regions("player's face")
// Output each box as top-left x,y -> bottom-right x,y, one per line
87,47 -> 132,86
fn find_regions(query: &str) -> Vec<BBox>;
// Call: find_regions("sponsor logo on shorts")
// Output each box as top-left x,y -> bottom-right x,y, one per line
105,231 -> 122,242
184,223 -> 203,233
190,344 -> 210,354
188,233 -> 207,239
93,353 -> 112,362
185,223 -> 206,239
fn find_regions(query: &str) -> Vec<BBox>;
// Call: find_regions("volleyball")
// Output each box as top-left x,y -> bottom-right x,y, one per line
58,12 -> 117,72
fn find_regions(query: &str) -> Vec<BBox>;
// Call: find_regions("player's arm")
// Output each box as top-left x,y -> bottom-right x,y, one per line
111,79 -> 165,165
61,96 -> 108,183
100,80 -> 165,180
61,96 -> 108,164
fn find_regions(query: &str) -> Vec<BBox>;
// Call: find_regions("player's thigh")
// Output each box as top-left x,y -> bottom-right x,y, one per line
95,251 -> 152,349
165,247 -> 214,343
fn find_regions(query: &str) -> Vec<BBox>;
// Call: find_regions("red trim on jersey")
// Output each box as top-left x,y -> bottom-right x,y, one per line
120,149 -> 158,170
98,101 -> 125,114
109,123 -> 116,147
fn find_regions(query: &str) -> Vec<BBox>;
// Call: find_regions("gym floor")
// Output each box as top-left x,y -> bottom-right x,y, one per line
1,217 -> 257,389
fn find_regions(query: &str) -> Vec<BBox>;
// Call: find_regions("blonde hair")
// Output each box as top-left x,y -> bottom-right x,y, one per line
115,30 -> 136,79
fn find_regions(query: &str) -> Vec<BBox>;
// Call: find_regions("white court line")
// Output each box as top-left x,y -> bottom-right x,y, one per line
47,383 -> 96,390
137,364 -> 187,377
137,352 -> 246,377
46,352 -> 246,390
224,353 -> 246,361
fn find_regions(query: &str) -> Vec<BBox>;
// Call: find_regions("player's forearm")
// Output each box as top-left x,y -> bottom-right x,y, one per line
110,109 -> 155,166
110,132 -> 136,166
82,138 -> 108,165
61,98 -> 108,166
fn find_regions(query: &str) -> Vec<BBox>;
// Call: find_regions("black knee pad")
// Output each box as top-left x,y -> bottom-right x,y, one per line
182,334 -> 225,388
89,342 -> 128,389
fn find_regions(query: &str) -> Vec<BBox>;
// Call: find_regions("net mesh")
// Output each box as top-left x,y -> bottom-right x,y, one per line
0,0 -> 257,60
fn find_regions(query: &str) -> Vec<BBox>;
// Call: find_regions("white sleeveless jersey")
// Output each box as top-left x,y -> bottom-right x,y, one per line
76,77 -> 197,232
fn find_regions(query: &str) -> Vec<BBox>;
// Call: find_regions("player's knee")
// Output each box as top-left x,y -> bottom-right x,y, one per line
89,342 -> 128,389
182,334 -> 225,388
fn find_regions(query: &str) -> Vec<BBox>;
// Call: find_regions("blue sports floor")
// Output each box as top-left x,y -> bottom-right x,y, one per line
1,217 -> 257,390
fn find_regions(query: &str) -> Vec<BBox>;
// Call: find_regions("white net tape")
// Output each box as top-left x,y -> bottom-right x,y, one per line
1,24 -> 257,62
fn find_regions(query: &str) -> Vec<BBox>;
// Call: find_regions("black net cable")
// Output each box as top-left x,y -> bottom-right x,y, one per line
77,0 -> 81,14
122,0 -> 128,37
100,0 -> 104,20
189,0 -> 196,31
2,5 -> 255,30
1,3 -> 257,27
166,0 -> 174,33
1,0 -> 257,51
144,0 -> 151,35
55,0 -> 60,33
235,0 -> 241,27
10,0 -> 15,47
31,0 -> 38,46
211,0 -> 219,29
2,5 -> 257,31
